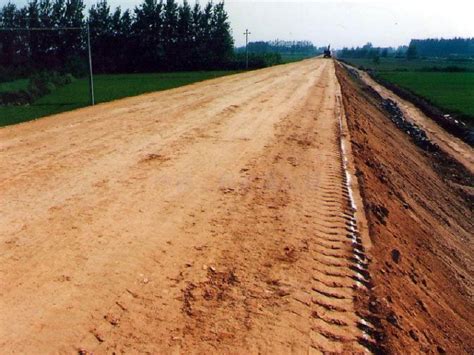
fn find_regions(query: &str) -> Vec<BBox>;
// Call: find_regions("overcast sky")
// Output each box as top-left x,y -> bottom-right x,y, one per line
2,0 -> 473,48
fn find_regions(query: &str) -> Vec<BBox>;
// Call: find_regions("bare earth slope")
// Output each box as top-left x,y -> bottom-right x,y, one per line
336,64 -> 473,354
1,59 -> 373,353
352,66 -> 473,172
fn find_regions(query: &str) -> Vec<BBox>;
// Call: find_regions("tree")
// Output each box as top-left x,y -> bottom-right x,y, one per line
133,0 -> 163,71
406,42 -> 417,60
198,2 -> 213,69
89,0 -> 113,72
0,0 -> 237,76
162,0 -> 178,69
209,2 -> 233,68
62,0 -> 86,58
176,0 -> 192,69
0,3 -> 21,67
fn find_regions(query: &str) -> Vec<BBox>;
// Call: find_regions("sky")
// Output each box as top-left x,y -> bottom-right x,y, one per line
1,0 -> 473,48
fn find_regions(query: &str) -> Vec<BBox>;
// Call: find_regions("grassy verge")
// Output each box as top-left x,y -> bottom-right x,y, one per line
0,71 -> 237,127
342,57 -> 474,126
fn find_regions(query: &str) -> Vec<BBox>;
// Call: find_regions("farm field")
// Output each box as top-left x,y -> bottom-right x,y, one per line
343,57 -> 474,72
378,72 -> 474,120
342,57 -> 474,124
0,71 -> 237,127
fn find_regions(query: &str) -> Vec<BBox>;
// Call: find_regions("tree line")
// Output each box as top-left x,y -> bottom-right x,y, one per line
337,42 -> 407,59
338,38 -> 474,60
237,40 -> 322,56
409,38 -> 474,58
0,0 -> 234,79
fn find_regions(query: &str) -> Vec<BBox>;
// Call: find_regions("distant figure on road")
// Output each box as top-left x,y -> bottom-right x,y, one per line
324,45 -> 332,58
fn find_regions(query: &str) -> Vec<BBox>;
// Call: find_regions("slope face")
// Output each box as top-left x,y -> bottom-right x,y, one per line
336,64 -> 474,354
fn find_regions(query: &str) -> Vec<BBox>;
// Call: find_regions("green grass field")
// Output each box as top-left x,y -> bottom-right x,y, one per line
0,71 -> 237,127
343,57 -> 474,124
379,72 -> 474,119
343,57 -> 474,72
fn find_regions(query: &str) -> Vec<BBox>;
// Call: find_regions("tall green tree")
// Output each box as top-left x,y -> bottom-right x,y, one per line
176,0 -> 192,69
1,0 -> 236,76
89,0 -> 113,72
406,42 -> 418,60
0,3 -> 20,67
63,0 -> 85,55
162,0 -> 178,69
209,2 -> 233,68
133,0 -> 163,71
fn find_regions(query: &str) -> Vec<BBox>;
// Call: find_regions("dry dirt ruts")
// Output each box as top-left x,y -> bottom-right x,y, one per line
1,59 -> 373,353
336,63 -> 474,354
1,58 -> 472,354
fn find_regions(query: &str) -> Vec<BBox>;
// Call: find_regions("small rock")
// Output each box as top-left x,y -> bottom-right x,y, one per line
391,249 -> 401,264
91,329 -> 105,342
409,329 -> 419,341
417,299 -> 428,312
437,345 -> 446,354
387,312 -> 399,326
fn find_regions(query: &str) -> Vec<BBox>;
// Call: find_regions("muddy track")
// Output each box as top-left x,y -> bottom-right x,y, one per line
1,59 -> 374,353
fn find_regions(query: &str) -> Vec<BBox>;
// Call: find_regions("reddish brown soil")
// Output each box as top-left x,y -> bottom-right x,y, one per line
1,59 -> 472,354
337,64 -> 474,354
0,60 -> 372,353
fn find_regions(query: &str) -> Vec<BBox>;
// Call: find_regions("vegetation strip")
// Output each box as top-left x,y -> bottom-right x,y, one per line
0,71 -> 237,127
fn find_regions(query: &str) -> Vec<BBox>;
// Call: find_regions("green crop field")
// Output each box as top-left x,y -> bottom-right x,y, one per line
378,72 -> 474,120
0,71 -> 237,127
343,57 -> 474,72
342,57 -> 474,124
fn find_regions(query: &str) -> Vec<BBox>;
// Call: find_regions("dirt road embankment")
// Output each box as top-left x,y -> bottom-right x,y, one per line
1,59 -> 375,353
1,58 -> 472,354
336,64 -> 473,354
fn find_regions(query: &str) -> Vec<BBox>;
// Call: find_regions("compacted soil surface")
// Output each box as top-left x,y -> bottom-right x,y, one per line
0,58 -> 472,354
336,64 -> 473,354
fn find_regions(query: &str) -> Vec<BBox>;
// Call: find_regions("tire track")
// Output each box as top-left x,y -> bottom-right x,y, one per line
168,60 -> 377,353
0,59 -> 377,353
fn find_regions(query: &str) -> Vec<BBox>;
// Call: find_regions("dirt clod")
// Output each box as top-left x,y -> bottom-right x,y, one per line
391,249 -> 401,264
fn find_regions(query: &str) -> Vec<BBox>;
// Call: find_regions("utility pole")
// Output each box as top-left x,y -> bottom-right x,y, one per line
244,29 -> 251,70
86,23 -> 95,105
